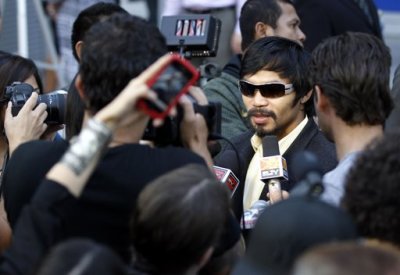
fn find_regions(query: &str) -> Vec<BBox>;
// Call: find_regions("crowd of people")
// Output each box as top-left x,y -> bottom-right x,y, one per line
0,0 -> 399,274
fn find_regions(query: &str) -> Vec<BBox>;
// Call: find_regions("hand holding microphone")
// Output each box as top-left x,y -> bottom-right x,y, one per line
260,135 -> 289,204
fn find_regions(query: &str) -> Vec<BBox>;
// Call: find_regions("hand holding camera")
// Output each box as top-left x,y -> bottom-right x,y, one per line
4,92 -> 49,154
179,86 -> 213,167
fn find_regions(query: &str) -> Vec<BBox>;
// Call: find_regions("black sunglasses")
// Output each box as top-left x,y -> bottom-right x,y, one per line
238,80 -> 294,98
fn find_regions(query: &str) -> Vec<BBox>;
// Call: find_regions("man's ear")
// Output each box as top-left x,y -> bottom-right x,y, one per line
75,41 -> 83,61
254,22 -> 275,39
313,85 -> 330,112
301,88 -> 313,104
74,74 -> 86,101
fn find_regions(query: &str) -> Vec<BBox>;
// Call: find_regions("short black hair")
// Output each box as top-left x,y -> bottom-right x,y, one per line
240,0 -> 294,50
131,164 -> 231,274
241,36 -> 313,115
71,2 -> 128,61
37,239 -> 127,275
310,32 -> 393,126
342,130 -> 400,247
79,14 -> 167,114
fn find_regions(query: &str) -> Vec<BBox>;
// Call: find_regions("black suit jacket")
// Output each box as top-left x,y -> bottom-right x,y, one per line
385,65 -> 400,130
214,118 -> 337,220
294,0 -> 382,51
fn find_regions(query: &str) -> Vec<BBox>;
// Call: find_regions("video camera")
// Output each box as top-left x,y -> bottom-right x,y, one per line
140,15 -> 223,146
4,82 -> 67,125
160,14 -> 221,58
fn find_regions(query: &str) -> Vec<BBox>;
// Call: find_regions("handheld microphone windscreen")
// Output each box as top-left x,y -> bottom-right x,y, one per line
290,151 -> 324,197
262,135 -> 280,157
260,135 -> 288,180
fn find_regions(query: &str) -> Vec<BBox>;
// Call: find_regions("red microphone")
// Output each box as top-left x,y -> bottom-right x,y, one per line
214,165 -> 239,196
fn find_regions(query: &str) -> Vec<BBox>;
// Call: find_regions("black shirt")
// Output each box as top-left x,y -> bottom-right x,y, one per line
2,140 -> 206,262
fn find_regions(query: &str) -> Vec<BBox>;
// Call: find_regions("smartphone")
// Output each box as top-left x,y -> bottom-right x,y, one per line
137,54 -> 199,119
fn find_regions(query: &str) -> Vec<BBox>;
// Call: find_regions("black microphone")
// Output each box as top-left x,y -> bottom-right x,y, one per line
241,136 -> 288,229
260,135 -> 288,203
289,151 -> 324,197
213,150 -> 240,196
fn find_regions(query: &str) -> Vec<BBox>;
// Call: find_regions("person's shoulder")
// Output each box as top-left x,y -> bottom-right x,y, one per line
310,127 -> 335,152
215,130 -> 253,159
295,119 -> 337,172
229,130 -> 254,145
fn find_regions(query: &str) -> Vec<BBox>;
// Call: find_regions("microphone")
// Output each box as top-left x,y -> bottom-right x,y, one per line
241,200 -> 268,229
260,135 -> 288,203
289,151 -> 324,197
213,150 -> 240,196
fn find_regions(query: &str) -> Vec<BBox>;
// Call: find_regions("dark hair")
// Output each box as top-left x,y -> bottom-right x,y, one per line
293,241 -> 400,275
71,2 -> 128,61
0,51 -> 43,99
240,36 -> 313,115
0,52 -> 43,131
79,14 -> 167,114
310,32 -> 393,126
36,239 -> 127,275
342,130 -> 400,247
65,79 -> 85,140
232,197 -> 357,275
131,164 -> 231,274
240,0 -> 294,50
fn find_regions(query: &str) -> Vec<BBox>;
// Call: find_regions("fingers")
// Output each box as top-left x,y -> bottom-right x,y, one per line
282,191 -> 290,200
18,93 -> 39,115
179,94 -> 196,119
266,189 -> 290,205
5,102 -> 12,121
188,86 -> 208,105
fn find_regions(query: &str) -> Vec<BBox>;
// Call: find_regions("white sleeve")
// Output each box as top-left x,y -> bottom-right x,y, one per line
162,0 -> 184,16
234,0 -> 247,34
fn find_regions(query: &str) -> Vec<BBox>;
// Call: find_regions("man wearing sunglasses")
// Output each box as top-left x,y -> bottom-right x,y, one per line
204,0 -> 306,141
310,32 -> 393,207
215,36 -> 337,220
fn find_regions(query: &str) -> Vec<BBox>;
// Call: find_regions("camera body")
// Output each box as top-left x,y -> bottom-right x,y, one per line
143,101 -> 221,147
5,82 -> 67,125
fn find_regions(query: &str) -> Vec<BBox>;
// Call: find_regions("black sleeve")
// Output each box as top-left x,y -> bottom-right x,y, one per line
2,141 -> 67,229
0,180 -> 75,275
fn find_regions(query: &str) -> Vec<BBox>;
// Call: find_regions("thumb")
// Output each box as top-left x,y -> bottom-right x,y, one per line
5,102 -> 13,120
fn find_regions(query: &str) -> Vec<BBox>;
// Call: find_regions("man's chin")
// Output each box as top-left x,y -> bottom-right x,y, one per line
254,126 -> 275,137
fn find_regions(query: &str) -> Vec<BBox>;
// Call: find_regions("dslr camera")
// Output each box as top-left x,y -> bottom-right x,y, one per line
4,82 -> 67,125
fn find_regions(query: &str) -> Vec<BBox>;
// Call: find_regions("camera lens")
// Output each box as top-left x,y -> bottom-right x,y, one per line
37,90 -> 67,125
